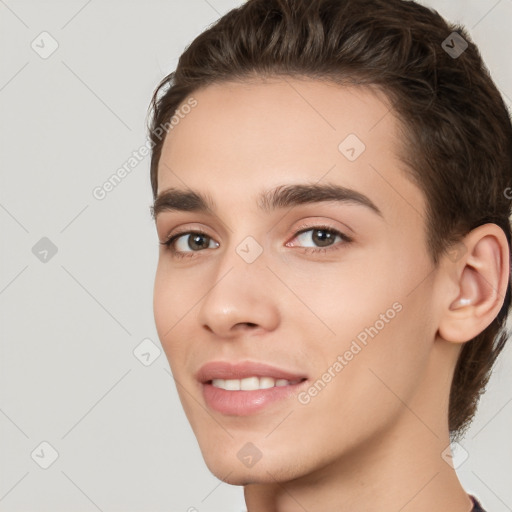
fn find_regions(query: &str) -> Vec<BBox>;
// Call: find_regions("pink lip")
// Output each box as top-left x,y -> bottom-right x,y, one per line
197,361 -> 308,416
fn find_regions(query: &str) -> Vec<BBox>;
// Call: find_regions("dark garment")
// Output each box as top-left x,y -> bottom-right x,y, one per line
241,495 -> 487,511
471,495 -> 486,512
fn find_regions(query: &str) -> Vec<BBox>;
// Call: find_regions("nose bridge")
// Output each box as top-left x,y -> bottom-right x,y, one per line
197,234 -> 279,336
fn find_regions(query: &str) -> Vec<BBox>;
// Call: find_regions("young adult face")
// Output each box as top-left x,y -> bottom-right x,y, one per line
152,78 -> 461,486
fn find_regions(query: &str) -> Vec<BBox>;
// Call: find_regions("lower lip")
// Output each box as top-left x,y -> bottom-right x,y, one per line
202,381 -> 307,415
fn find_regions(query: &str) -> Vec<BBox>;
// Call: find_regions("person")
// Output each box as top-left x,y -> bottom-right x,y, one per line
147,0 -> 512,510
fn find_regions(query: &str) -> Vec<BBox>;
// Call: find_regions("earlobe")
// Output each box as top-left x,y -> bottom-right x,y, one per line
438,224 -> 510,344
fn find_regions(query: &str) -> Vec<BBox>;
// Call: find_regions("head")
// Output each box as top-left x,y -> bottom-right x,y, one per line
148,0 -> 511,484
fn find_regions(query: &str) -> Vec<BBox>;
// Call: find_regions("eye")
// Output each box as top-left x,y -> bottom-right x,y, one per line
288,226 -> 351,252
161,231 -> 219,256
160,225 -> 351,259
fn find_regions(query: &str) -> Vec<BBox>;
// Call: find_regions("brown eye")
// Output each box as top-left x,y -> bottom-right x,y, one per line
164,231 -> 219,253
311,229 -> 337,247
187,233 -> 212,250
294,227 -> 345,248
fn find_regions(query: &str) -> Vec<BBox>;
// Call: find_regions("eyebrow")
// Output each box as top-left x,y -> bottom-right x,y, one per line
150,183 -> 383,220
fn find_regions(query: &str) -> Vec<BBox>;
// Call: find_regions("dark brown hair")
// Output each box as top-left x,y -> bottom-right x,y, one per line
147,0 -> 512,438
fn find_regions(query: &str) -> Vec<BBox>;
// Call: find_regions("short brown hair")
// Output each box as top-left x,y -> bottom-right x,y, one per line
147,0 -> 512,438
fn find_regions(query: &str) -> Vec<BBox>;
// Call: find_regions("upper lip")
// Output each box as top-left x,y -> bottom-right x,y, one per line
196,361 -> 307,383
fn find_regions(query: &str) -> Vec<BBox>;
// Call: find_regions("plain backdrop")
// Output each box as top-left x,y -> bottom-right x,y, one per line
0,1 -> 511,511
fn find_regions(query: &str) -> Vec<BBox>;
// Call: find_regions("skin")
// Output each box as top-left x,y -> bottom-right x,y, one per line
152,77 -> 509,512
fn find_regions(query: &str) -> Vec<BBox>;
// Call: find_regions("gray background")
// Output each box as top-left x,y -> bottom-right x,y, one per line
0,1 -> 510,511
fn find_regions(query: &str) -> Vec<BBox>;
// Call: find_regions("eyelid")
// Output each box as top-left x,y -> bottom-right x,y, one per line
159,223 -> 216,244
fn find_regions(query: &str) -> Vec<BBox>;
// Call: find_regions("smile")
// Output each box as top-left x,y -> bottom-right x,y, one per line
211,376 -> 304,391
196,361 -> 309,415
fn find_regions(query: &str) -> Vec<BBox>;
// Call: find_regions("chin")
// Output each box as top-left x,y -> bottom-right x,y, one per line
200,448 -> 269,483
203,460 -> 288,486
198,442 -> 312,486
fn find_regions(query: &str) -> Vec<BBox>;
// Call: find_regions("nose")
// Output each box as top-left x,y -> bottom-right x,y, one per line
197,254 -> 280,339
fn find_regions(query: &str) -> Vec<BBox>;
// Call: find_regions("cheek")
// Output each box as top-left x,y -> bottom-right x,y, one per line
301,260 -> 434,416
293,303 -> 432,453
153,265 -> 189,356
153,261 -> 196,321
153,263 -> 210,381
153,270 -> 172,341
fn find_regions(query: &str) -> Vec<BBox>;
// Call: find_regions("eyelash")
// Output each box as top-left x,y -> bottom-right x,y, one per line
160,224 -> 352,259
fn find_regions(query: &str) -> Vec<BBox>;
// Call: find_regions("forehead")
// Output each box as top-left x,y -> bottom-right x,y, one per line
156,77 -> 423,221
160,78 -> 395,163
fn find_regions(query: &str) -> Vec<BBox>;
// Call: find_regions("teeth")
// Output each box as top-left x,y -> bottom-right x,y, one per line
211,377 -> 300,390
240,377 -> 259,390
259,377 -> 275,389
224,379 -> 240,391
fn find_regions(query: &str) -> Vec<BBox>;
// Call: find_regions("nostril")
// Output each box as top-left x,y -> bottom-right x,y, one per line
234,322 -> 258,329
202,322 -> 259,336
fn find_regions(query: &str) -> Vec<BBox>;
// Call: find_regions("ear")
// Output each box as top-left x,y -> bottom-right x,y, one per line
438,223 -> 510,344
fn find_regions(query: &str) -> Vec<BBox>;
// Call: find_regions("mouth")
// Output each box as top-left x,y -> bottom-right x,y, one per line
209,376 -> 305,391
197,361 -> 309,416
